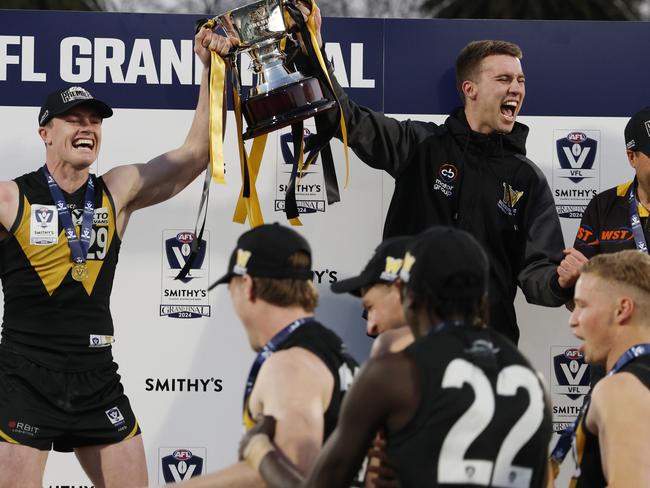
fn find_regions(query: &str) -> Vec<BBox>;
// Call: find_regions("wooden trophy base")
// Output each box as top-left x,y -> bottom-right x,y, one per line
242,77 -> 337,140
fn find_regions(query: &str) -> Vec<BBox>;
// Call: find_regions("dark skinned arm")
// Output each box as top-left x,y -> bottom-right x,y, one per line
241,353 -> 420,488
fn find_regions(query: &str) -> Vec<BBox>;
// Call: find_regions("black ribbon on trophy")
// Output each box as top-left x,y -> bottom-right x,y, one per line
177,0 -> 348,280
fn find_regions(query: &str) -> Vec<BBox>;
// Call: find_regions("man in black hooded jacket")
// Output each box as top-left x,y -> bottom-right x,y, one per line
297,4 -> 572,343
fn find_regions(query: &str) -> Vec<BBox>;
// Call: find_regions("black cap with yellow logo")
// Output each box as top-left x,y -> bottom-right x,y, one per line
331,236 -> 411,297
210,223 -> 313,288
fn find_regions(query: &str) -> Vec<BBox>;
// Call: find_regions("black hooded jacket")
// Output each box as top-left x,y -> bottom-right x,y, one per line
325,73 -> 571,343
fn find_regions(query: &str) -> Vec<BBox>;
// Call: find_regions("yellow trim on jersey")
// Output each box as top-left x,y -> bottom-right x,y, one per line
0,428 -> 19,444
569,418 -> 587,487
616,180 -> 649,217
125,420 -> 139,440
15,193 -> 116,296
243,398 -> 255,431
81,192 -> 115,295
616,180 -> 633,197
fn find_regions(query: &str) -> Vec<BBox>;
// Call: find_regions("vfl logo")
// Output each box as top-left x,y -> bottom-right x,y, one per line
498,182 -> 524,216
280,129 -> 318,170
556,132 -> 597,183
233,249 -> 252,276
553,348 -> 590,400
276,129 -> 326,214
161,449 -> 204,482
646,120 -> 650,138
35,207 -> 54,227
105,407 -> 125,426
399,252 -> 416,283
165,232 -> 207,284
379,256 -> 403,282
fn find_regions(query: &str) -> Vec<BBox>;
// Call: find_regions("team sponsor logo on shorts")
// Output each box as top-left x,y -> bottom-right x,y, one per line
159,447 -> 206,483
89,334 -> 114,348
550,346 -> 591,432
30,204 -> 58,245
274,127 -> 327,215
433,163 -> 458,197
7,419 -> 40,437
105,407 -> 126,429
552,130 -> 600,219
160,230 -> 210,319
645,120 -> 650,138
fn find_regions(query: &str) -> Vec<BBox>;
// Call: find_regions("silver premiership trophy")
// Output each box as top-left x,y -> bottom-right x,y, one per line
212,0 -> 337,139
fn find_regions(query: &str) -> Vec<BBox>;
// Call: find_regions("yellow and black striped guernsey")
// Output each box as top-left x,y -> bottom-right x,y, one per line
0,169 -> 121,371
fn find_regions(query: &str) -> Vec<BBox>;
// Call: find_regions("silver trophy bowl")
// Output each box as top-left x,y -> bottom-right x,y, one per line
213,0 -> 336,138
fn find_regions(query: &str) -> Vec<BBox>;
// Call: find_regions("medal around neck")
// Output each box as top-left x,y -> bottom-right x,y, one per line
71,262 -> 89,282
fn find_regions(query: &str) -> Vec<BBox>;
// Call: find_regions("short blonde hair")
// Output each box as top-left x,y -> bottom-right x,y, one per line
582,250 -> 650,296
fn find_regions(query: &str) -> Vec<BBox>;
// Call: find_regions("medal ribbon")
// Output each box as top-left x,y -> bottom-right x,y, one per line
41,165 -> 95,269
627,179 -> 649,253
242,316 -> 317,423
427,320 -> 466,336
549,343 -> 650,476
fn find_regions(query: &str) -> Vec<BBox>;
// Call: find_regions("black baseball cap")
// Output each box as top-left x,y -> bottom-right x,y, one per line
399,226 -> 488,299
38,86 -> 113,126
210,223 -> 313,288
331,236 -> 411,297
624,107 -> 650,156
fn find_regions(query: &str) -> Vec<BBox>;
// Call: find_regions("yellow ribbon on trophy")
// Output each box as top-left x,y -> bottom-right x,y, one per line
203,19 -> 227,185
209,51 -> 227,184
203,0 -> 349,229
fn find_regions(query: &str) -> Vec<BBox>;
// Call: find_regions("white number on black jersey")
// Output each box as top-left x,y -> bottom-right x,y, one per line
437,359 -> 545,488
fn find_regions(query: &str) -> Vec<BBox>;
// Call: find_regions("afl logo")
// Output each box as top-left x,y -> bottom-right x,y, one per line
173,449 -> 193,461
566,132 -> 587,143
176,232 -> 195,244
564,348 -> 583,360
439,164 -> 458,183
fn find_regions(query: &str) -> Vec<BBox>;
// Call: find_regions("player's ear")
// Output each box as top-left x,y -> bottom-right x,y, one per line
243,274 -> 256,301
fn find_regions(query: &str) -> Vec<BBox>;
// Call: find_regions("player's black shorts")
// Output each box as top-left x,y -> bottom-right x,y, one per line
0,347 -> 141,452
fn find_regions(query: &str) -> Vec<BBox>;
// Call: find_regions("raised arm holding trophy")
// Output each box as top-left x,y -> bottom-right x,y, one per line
197,0 -> 347,229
